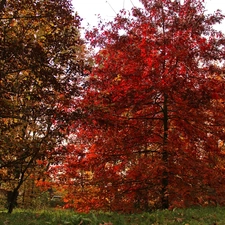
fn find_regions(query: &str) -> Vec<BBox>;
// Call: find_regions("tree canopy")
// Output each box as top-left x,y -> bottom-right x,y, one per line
0,0 -> 86,213
52,0 -> 225,212
1,0 -> 225,214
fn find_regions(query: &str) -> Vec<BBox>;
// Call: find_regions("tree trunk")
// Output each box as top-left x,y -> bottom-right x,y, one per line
7,189 -> 19,214
161,94 -> 169,209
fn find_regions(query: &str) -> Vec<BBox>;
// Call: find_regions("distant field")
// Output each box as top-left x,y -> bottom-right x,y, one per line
0,206 -> 224,225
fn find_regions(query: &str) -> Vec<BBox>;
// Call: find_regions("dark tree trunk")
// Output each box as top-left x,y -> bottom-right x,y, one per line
161,94 -> 169,209
7,189 -> 18,214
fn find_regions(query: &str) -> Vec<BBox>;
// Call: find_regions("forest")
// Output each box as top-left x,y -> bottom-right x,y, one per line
0,0 -> 225,214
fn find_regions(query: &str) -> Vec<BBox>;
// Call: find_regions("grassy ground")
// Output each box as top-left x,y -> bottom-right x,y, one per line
0,206 -> 224,224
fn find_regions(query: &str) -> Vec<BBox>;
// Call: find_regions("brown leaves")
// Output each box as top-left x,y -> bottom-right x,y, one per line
0,0 -> 87,213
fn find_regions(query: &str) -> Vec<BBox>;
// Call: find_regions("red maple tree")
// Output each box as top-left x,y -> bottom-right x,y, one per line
54,0 -> 225,212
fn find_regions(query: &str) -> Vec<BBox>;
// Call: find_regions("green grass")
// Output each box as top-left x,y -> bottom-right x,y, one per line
0,206 -> 224,225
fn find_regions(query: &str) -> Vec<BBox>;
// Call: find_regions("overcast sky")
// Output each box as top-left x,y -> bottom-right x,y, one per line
72,0 -> 141,28
72,0 -> 225,31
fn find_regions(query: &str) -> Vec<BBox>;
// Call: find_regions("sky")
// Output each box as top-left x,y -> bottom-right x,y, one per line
72,0 -> 142,28
72,0 -> 225,31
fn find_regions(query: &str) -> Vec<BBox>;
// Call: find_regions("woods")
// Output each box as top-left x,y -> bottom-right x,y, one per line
0,0 -> 86,213
1,0 -> 225,214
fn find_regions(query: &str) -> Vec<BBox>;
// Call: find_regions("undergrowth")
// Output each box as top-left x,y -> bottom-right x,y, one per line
0,206 -> 224,225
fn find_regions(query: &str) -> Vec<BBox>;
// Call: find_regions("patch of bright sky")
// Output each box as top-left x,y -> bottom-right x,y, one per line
72,0 -> 141,28
72,0 -> 225,31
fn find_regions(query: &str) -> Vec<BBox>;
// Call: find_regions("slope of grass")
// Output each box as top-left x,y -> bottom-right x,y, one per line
0,206 -> 224,225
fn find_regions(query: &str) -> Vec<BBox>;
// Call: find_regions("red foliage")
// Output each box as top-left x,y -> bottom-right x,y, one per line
54,0 -> 225,212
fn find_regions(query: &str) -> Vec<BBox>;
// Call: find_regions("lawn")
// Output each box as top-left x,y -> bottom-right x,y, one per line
0,206 -> 224,225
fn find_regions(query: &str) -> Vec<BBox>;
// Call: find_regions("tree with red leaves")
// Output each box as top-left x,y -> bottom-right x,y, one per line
56,0 -> 225,212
